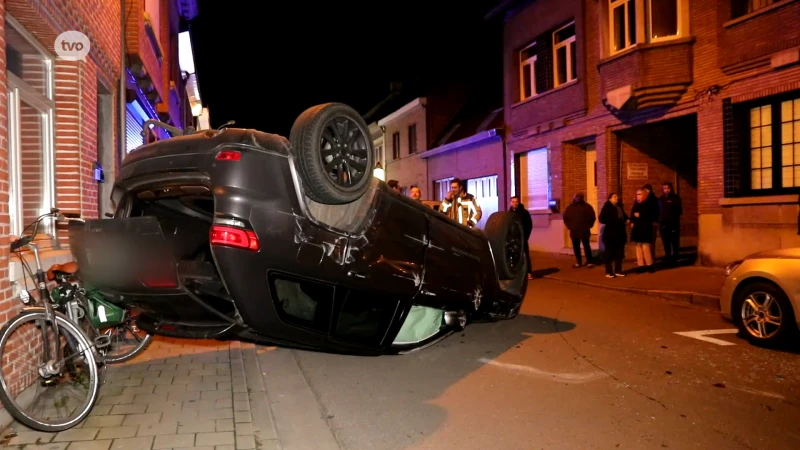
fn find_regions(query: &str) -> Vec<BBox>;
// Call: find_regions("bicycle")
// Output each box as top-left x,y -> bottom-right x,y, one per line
48,258 -> 153,364
0,209 -> 103,432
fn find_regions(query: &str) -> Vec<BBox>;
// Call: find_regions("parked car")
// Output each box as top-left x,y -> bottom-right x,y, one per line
720,248 -> 800,346
68,103 -> 528,355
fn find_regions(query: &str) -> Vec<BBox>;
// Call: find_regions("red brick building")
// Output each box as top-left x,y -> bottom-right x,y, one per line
492,0 -> 800,265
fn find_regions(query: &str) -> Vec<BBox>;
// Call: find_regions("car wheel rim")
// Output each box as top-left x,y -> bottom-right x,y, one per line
319,116 -> 369,189
740,291 -> 782,339
506,222 -> 522,270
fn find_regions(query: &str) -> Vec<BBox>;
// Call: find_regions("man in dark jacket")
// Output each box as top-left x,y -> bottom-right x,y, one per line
510,196 -> 534,279
564,193 -> 597,268
641,184 -> 660,261
659,181 -> 683,265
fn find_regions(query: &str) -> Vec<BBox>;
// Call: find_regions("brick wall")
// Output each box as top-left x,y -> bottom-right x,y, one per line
0,0 -> 122,410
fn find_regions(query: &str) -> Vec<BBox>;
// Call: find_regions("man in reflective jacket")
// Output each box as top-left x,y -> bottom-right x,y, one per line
441,178 -> 482,228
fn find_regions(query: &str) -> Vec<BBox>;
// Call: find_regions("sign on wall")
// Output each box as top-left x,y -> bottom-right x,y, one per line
626,163 -> 648,180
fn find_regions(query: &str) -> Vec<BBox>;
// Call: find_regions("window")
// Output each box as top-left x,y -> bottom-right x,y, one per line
466,175 -> 499,229
392,132 -> 400,160
610,0 -> 637,53
517,148 -> 550,211
780,99 -> 800,187
374,144 -> 383,167
649,0 -> 679,41
553,22 -> 576,87
408,123 -> 417,154
738,93 -> 800,193
732,0 -> 778,19
271,276 -> 334,333
434,177 -> 454,201
519,43 -> 537,101
333,290 -> 399,346
609,0 -> 685,55
6,16 -> 56,238
750,105 -> 773,190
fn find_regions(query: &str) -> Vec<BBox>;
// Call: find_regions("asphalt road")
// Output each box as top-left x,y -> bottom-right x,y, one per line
289,278 -> 800,450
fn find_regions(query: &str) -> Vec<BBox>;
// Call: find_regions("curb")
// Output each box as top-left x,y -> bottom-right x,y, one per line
542,275 -> 721,309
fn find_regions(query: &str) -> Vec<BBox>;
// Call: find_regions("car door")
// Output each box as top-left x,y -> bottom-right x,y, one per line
333,193 -> 429,348
419,214 -> 487,312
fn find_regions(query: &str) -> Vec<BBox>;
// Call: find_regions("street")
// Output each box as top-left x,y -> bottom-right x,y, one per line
2,278 -> 799,450
293,278 -> 800,450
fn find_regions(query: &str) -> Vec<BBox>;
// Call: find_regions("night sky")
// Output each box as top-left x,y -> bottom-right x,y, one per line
190,0 -> 505,136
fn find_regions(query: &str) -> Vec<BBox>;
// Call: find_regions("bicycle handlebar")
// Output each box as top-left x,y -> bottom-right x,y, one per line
9,208 -> 83,252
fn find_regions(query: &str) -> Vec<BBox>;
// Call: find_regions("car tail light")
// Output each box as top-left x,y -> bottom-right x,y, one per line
210,225 -> 259,251
216,150 -> 241,161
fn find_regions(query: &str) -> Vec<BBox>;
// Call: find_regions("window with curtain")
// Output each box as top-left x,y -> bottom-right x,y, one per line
518,148 -> 550,211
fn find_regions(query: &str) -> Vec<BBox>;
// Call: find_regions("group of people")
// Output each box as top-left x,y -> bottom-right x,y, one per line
387,178 -> 484,229
564,182 -> 683,278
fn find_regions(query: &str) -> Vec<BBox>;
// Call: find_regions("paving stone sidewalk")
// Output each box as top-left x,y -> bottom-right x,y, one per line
0,337 -> 284,450
531,251 -> 725,307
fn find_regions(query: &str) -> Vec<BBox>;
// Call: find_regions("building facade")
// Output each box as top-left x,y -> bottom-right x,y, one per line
497,0 -> 800,265
379,97 -> 430,196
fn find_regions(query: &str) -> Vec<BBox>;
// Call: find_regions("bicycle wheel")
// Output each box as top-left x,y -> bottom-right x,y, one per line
0,309 -> 100,432
102,310 -> 153,364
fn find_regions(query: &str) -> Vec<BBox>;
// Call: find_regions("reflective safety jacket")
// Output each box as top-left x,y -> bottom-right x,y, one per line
441,193 -> 482,228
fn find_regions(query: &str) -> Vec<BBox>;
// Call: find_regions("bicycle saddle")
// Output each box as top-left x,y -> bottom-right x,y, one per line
46,261 -> 79,281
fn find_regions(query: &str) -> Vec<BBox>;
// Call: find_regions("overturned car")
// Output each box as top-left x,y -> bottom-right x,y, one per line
69,103 -> 528,355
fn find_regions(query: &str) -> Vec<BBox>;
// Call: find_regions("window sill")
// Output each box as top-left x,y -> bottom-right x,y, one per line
9,247 -> 72,292
719,194 -> 799,207
598,36 -> 695,67
512,79 -> 579,110
724,0 -> 797,28
528,209 -> 552,215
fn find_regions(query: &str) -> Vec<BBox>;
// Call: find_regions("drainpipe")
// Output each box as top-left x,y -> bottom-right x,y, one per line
119,0 -> 127,177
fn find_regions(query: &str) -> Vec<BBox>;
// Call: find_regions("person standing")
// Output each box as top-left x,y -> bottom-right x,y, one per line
409,185 -> 422,201
599,193 -> 628,278
630,189 -> 657,273
510,196 -> 534,280
441,178 -> 482,228
564,193 -> 596,268
641,184 -> 660,262
659,181 -> 683,266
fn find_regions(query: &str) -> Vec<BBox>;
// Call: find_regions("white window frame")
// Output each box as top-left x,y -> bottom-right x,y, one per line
434,177 -> 454,202
553,21 -> 577,87
647,0 -> 682,43
519,42 -> 537,101
6,15 -> 56,239
609,0 -> 636,55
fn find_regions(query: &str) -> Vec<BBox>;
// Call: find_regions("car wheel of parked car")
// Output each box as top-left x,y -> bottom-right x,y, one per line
485,211 -> 525,280
732,281 -> 797,347
290,103 -> 375,204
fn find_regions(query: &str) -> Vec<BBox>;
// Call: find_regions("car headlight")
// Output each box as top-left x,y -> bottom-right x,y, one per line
724,260 -> 743,277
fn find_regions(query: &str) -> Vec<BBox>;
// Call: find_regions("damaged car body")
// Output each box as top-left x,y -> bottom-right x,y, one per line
68,103 -> 528,355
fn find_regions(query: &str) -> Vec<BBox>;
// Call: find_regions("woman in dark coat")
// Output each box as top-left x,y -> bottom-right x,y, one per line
630,189 -> 657,273
599,193 -> 628,278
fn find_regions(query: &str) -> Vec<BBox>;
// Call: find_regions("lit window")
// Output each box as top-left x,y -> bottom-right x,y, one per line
649,0 -> 679,41
553,22 -> 576,87
610,0 -> 637,53
750,105 -> 773,190
780,99 -> 800,188
519,43 -> 537,101
518,148 -> 549,210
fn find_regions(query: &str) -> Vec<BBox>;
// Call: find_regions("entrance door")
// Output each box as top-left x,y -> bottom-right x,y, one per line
585,144 -> 599,236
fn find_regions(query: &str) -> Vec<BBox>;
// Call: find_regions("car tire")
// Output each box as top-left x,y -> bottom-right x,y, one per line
290,103 -> 374,205
731,281 -> 798,347
485,211 -> 525,280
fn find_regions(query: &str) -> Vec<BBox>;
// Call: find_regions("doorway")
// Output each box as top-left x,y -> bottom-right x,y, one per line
584,143 -> 599,237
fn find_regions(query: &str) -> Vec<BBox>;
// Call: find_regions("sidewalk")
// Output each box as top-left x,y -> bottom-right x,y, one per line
0,336 -> 339,450
531,252 -> 725,308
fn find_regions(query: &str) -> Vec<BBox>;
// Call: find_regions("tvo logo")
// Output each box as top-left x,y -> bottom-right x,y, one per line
55,31 -> 90,61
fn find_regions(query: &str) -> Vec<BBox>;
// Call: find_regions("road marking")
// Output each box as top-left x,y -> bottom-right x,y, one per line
478,358 -> 608,384
734,386 -> 785,400
674,329 -> 739,346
